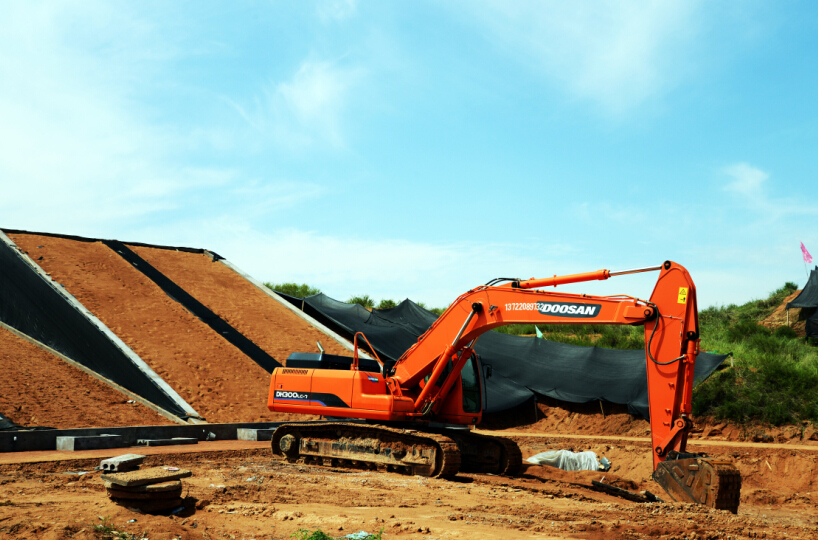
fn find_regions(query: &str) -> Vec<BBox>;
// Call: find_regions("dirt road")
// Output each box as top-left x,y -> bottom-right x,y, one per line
0,433 -> 815,540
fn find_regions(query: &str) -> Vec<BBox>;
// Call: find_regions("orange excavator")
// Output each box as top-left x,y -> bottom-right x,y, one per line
268,261 -> 741,512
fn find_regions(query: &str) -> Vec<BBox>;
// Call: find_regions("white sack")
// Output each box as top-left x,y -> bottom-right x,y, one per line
525,449 -> 600,471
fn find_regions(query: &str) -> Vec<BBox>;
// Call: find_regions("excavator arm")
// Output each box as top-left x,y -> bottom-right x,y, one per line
394,261 -> 698,469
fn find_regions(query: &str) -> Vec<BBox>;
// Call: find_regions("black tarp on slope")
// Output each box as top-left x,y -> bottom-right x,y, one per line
785,267 -> 818,338
106,241 -> 280,373
0,238 -> 191,420
278,293 -> 728,418
787,266 -> 818,309
0,411 -> 53,431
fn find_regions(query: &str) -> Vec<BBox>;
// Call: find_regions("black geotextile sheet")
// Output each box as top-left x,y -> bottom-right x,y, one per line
808,311 -> 818,339
0,411 -> 52,431
787,266 -> 818,309
0,238 -> 191,420
106,240 -> 279,373
278,293 -> 729,418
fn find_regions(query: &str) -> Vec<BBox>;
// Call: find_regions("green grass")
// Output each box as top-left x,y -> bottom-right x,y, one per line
691,282 -> 818,425
494,323 -> 646,349
92,517 -> 147,540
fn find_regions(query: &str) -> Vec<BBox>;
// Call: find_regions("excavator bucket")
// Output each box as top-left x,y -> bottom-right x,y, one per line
653,453 -> 741,514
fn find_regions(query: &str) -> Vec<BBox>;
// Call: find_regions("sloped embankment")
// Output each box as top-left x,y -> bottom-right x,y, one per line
0,325 -> 171,429
8,233 -> 348,424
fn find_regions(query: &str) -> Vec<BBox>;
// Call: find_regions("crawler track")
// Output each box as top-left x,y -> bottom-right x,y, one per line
271,422 -> 461,477
446,430 -> 523,476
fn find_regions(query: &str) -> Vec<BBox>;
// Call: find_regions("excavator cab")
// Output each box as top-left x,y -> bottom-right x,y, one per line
436,352 -> 484,424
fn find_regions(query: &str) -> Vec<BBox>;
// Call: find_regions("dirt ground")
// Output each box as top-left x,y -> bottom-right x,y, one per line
0,325 -> 171,429
6,234 -> 353,425
0,431 -> 816,540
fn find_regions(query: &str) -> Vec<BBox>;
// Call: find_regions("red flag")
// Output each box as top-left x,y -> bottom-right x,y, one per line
802,242 -> 813,264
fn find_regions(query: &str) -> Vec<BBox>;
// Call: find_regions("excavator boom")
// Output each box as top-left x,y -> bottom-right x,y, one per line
268,261 -> 741,512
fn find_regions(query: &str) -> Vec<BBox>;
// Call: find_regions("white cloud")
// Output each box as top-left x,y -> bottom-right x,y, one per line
317,0 -> 358,23
455,0 -> 701,114
723,162 -> 768,196
0,3 -> 332,240
230,59 -> 364,150
0,3 -> 228,235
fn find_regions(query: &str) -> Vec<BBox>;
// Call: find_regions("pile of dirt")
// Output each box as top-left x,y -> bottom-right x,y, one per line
0,325 -> 172,428
8,233 -> 350,424
761,290 -> 812,336
482,395 -> 651,437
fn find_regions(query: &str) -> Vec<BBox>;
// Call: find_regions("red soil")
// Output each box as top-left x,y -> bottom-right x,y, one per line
0,325 -> 171,429
129,245 -> 349,368
761,290 -> 810,336
7,234 -> 349,424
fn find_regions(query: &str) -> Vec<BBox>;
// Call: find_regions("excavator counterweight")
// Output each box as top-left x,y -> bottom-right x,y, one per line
268,261 -> 741,513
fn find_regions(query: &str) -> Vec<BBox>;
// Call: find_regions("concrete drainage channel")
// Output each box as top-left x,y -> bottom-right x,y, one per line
0,421 -> 346,453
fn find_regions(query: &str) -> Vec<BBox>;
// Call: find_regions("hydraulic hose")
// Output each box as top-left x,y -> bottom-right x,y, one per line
645,302 -> 685,366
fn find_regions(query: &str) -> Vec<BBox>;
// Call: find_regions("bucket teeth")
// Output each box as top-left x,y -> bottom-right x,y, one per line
653,456 -> 741,514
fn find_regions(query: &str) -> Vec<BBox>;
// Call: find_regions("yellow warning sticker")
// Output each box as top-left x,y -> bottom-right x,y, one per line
678,287 -> 688,304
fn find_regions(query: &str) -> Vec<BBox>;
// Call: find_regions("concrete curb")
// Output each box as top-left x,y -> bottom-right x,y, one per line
0,422 -> 293,453
57,435 -> 124,451
237,428 -> 276,442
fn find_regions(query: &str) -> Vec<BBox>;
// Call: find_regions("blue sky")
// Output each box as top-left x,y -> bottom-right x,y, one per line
2,1 -> 817,309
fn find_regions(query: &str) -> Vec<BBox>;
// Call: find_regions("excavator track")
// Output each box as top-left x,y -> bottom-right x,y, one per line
271,423 -> 460,477
444,431 -> 523,476
653,454 -> 742,514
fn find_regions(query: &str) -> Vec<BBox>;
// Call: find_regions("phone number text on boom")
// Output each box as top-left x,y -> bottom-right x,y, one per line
505,303 -> 539,310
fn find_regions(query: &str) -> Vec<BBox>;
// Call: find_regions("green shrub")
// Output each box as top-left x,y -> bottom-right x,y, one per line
724,320 -> 770,342
348,294 -> 375,309
265,282 -> 320,298
291,529 -> 335,540
377,299 -> 397,309
773,325 -> 798,339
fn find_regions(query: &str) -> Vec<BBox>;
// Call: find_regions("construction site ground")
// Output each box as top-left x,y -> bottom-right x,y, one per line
0,425 -> 816,540
2,232 -> 817,538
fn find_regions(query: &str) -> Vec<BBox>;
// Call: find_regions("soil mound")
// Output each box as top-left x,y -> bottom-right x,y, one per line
8,233 -> 350,424
0,325 -> 171,428
130,245 -> 347,368
761,290 -> 812,336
